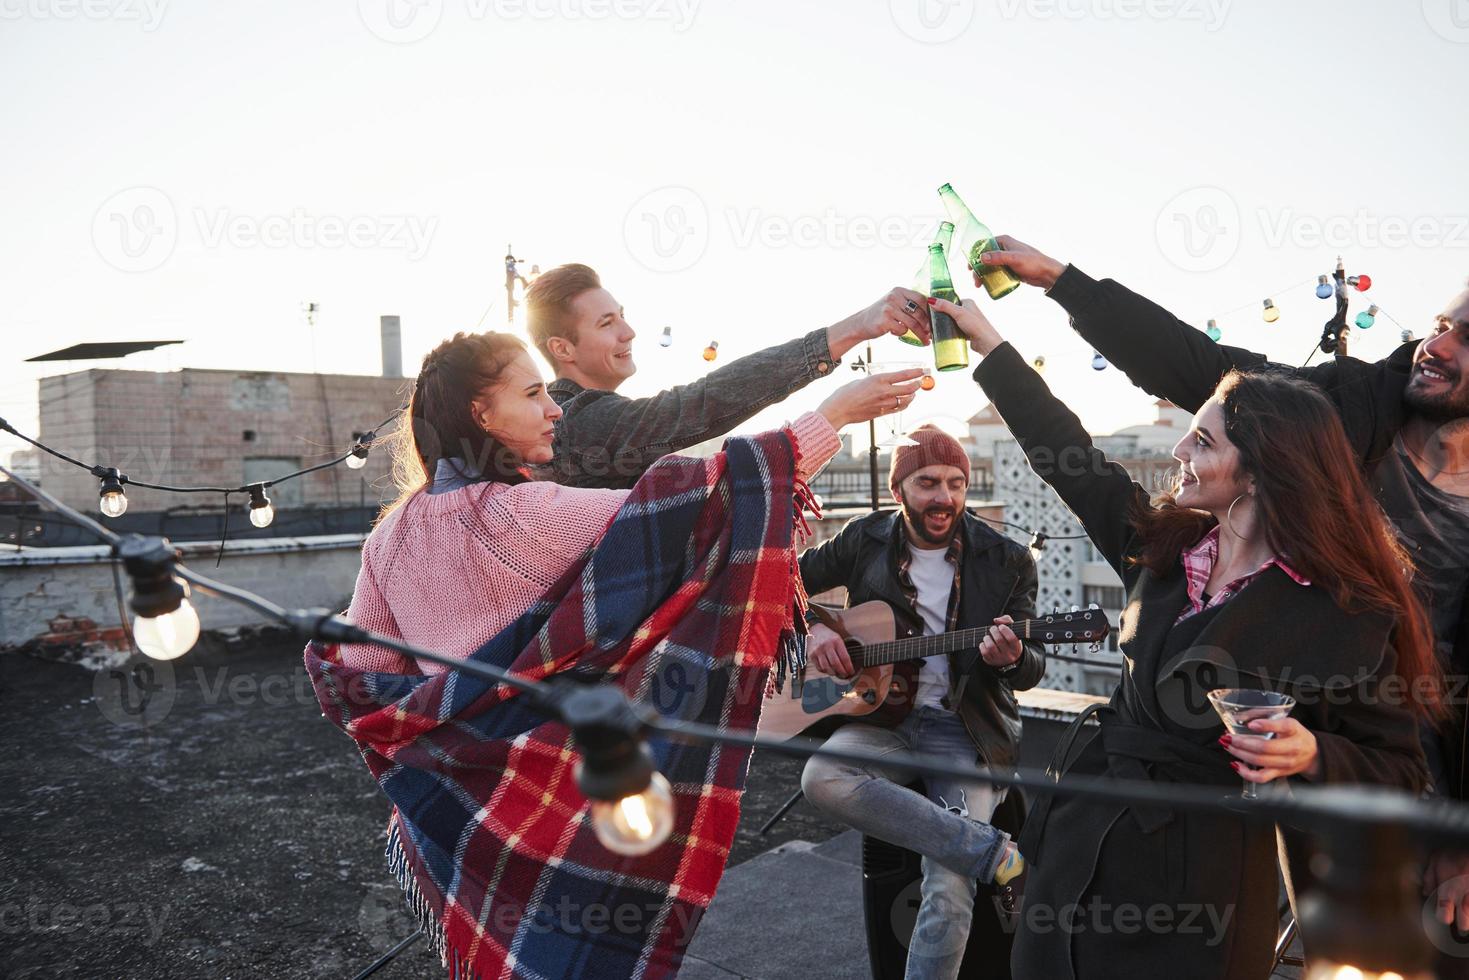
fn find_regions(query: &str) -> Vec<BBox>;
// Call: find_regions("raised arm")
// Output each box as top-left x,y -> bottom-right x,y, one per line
977,237 -> 1415,467
548,288 -> 932,489
932,297 -> 1150,577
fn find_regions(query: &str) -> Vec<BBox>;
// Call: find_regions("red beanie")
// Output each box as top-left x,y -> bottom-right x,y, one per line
888,424 -> 971,496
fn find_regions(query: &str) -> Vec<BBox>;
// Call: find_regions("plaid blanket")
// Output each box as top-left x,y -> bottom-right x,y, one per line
305,431 -> 808,980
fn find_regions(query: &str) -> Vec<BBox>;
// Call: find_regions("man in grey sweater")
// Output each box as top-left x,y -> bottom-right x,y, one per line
525,263 -> 932,489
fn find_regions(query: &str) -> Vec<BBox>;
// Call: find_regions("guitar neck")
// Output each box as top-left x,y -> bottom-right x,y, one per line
852,616 -> 1100,667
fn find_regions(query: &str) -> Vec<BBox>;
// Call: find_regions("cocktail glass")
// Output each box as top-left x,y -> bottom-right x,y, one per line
1207,688 -> 1296,800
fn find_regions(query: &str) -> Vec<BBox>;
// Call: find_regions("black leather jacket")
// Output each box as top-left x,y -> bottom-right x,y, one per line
797,509 -> 1044,770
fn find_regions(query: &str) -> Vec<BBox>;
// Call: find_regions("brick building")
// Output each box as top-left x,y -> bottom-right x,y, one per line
34,367 -> 409,516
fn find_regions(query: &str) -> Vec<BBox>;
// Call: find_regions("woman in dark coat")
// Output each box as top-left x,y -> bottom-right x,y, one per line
930,296 -> 1442,980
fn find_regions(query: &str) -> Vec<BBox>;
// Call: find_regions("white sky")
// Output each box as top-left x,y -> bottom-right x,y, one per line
3,0 -> 1467,463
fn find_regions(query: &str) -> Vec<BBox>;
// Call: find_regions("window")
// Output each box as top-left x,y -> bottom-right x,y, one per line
243,457 -> 304,508
1083,585 -> 1125,610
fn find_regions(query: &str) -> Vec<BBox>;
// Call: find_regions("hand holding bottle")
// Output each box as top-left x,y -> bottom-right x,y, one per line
827,288 -> 933,359
816,368 -> 925,429
973,235 -> 1067,292
928,297 -> 1005,357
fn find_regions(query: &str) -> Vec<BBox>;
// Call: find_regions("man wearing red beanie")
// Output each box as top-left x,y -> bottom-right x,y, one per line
797,423 -> 1044,980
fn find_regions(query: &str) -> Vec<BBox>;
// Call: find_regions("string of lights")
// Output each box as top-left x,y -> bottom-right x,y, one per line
0,407 -> 402,529
2,454 -> 1463,837
5,457 -> 1468,974
1069,259 -> 1418,377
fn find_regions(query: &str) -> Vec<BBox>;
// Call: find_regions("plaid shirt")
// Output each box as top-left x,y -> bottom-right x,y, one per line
1177,525 -> 1311,623
897,534 -> 964,634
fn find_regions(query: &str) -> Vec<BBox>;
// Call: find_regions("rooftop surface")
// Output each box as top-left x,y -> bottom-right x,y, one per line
0,636 -> 1304,979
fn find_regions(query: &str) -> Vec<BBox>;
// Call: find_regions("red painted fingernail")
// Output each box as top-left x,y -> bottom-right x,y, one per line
1230,761 -> 1241,771
1218,735 -> 1232,746
926,297 -> 937,305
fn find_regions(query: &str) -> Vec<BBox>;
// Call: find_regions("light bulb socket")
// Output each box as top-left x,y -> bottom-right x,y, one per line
246,484 -> 271,512
96,467 -> 127,498
1028,531 -> 1048,554
117,534 -> 189,619
559,684 -> 656,802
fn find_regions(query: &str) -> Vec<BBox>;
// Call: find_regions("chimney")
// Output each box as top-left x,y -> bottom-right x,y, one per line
380,315 -> 402,378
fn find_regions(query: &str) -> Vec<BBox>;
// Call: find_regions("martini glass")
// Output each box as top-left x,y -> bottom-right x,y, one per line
1207,688 -> 1296,800
872,360 -> 931,448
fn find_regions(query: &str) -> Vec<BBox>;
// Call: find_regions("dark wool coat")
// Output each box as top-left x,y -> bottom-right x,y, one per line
975,342 -> 1429,980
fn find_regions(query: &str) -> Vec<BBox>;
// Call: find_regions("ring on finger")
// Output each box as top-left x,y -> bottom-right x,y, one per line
903,299 -> 918,313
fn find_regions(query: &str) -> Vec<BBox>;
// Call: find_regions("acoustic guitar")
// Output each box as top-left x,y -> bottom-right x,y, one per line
759,600 -> 1110,742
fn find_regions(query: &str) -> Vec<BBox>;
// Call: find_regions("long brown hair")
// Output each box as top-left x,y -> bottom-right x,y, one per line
381,331 -> 530,517
1130,370 -> 1443,720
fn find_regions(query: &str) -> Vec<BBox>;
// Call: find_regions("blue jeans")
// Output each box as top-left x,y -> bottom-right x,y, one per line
800,706 -> 1009,980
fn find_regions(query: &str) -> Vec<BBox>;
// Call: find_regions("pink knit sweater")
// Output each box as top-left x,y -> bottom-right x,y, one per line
342,412 -> 841,674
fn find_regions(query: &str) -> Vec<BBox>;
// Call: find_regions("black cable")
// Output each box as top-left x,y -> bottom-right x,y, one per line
0,407 -> 403,497
108,554 -> 141,656
10,458 -> 1469,845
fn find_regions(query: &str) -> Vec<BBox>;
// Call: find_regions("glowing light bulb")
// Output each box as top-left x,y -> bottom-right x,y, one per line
588,772 -> 675,856
1091,352 -> 1107,371
1261,299 -> 1280,323
1028,531 -> 1048,562
1350,274 -> 1372,292
702,341 -> 718,362
659,326 -> 672,348
1315,275 -> 1333,300
1031,355 -> 1046,375
100,490 -> 128,518
345,449 -> 368,470
1355,304 -> 1378,330
133,599 -> 201,660
1206,319 -> 1222,342
249,502 -> 275,528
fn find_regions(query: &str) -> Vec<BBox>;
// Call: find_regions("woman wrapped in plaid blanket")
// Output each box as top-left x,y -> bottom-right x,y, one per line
305,331 -> 923,980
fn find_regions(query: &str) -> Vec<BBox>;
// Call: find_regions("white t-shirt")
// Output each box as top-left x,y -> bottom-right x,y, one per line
906,544 -> 955,710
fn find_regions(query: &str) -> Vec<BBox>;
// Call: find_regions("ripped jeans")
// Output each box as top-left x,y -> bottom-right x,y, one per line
801,705 -> 1008,980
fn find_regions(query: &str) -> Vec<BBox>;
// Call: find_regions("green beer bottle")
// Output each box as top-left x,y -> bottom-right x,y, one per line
938,182 -> 1020,301
900,221 -> 956,346
927,241 -> 969,372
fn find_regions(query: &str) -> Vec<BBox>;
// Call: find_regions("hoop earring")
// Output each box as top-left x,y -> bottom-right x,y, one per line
1225,493 -> 1250,539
